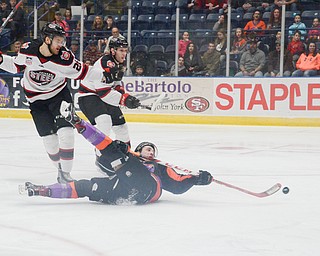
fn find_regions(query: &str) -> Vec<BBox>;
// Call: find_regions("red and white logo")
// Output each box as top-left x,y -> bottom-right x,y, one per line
185,97 -> 209,112
60,51 -> 70,60
21,42 -> 30,49
107,60 -> 115,68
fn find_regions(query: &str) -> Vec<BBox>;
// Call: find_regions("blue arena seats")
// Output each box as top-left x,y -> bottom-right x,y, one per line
156,0 -> 175,15
153,14 -> 171,30
133,14 -> 155,30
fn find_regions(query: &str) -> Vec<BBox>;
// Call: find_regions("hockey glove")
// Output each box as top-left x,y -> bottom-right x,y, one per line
196,170 -> 213,185
114,140 -> 130,155
120,94 -> 140,109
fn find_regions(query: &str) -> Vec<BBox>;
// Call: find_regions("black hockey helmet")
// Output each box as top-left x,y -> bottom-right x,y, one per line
109,38 -> 129,50
41,22 -> 66,40
134,142 -> 158,157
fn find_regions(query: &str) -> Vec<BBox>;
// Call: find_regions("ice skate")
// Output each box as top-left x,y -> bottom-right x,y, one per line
57,169 -> 75,184
60,101 -> 85,133
22,182 -> 51,197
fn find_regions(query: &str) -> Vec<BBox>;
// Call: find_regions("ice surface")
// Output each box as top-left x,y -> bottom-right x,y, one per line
0,119 -> 319,256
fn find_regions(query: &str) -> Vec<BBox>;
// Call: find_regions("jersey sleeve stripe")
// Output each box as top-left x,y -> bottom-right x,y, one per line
76,63 -> 89,80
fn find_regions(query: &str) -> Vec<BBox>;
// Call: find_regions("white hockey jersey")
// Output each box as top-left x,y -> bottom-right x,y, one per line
79,54 -> 125,106
0,40 -> 90,103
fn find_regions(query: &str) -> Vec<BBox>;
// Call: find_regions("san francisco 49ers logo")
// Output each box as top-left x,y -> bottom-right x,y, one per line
60,51 -> 70,60
185,97 -> 209,113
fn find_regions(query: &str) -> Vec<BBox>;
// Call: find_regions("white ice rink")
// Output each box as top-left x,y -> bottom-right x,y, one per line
0,118 -> 319,256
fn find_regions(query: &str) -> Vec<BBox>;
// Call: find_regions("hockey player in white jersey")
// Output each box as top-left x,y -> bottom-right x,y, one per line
0,23 -> 90,183
78,38 -> 140,147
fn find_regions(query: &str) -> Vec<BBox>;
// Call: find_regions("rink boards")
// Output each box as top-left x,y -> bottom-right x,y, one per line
0,75 -> 319,127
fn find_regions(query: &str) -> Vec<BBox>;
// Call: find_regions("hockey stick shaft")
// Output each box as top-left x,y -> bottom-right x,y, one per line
139,104 -> 151,110
0,0 -> 23,33
154,159 -> 282,198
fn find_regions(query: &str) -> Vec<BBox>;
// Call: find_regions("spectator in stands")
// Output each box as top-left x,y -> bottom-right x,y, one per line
235,1 -> 255,15
214,29 -> 227,61
0,1 -> 7,25
243,10 -> 266,37
251,1 -> 271,12
287,30 -> 305,63
83,40 -> 103,65
2,0 -> 25,41
130,47 -> 156,76
267,7 -> 281,31
212,14 -> 227,34
43,1 -> 59,22
184,42 -> 203,76
200,42 -> 221,76
52,11 -> 70,37
90,15 -> 106,41
134,65 -> 146,76
204,0 -> 228,14
274,0 -> 298,12
230,28 -> 247,61
187,0 -> 204,14
178,31 -> 192,58
265,40 -> 293,77
235,37 -> 266,77
103,27 -> 126,54
71,20 -> 87,41
104,16 -> 115,37
307,18 -> 320,43
288,14 -> 307,41
70,40 -> 80,59
63,8 -> 72,21
268,30 -> 282,51
170,56 -> 187,76
6,40 -> 21,56
291,42 -> 320,77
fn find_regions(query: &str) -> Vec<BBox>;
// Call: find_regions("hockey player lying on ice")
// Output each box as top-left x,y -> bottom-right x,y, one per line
22,101 -> 213,205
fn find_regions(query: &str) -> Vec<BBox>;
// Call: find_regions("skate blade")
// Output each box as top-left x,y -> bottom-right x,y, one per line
18,184 -> 27,195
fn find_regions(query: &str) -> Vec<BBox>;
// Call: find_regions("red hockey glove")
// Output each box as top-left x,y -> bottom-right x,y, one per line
120,94 -> 140,109
196,170 -> 213,185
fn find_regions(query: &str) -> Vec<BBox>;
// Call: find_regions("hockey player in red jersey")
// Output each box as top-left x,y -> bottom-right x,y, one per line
21,102 -> 213,205
78,37 -> 140,147
0,23 -> 90,183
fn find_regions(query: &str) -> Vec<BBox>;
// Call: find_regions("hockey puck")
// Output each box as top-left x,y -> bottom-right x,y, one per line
282,187 -> 289,194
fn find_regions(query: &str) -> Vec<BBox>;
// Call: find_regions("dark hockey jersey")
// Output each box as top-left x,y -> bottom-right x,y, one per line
0,40 -> 89,103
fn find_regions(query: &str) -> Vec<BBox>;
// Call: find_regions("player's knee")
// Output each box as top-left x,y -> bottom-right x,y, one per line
95,114 -> 112,135
74,179 -> 93,198
112,124 -> 130,143
57,127 -> 74,148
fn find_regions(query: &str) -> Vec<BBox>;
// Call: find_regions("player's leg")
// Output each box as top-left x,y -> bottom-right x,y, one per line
109,106 -> 131,146
29,100 -> 68,182
49,87 -> 75,183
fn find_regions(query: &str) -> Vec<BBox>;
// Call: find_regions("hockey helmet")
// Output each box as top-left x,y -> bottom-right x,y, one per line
109,38 -> 129,50
41,22 -> 66,40
135,142 -> 158,157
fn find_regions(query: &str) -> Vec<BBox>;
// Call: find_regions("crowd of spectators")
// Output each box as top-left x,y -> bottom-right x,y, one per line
0,0 -> 319,77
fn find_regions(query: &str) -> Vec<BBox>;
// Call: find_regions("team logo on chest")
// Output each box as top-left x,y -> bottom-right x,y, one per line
106,60 -> 115,68
60,51 -> 70,60
29,70 -> 56,85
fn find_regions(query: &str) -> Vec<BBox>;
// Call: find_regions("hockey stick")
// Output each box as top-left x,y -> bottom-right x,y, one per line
138,104 -> 152,110
137,93 -> 166,111
154,159 -> 282,198
151,92 -> 166,111
0,0 -> 23,33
